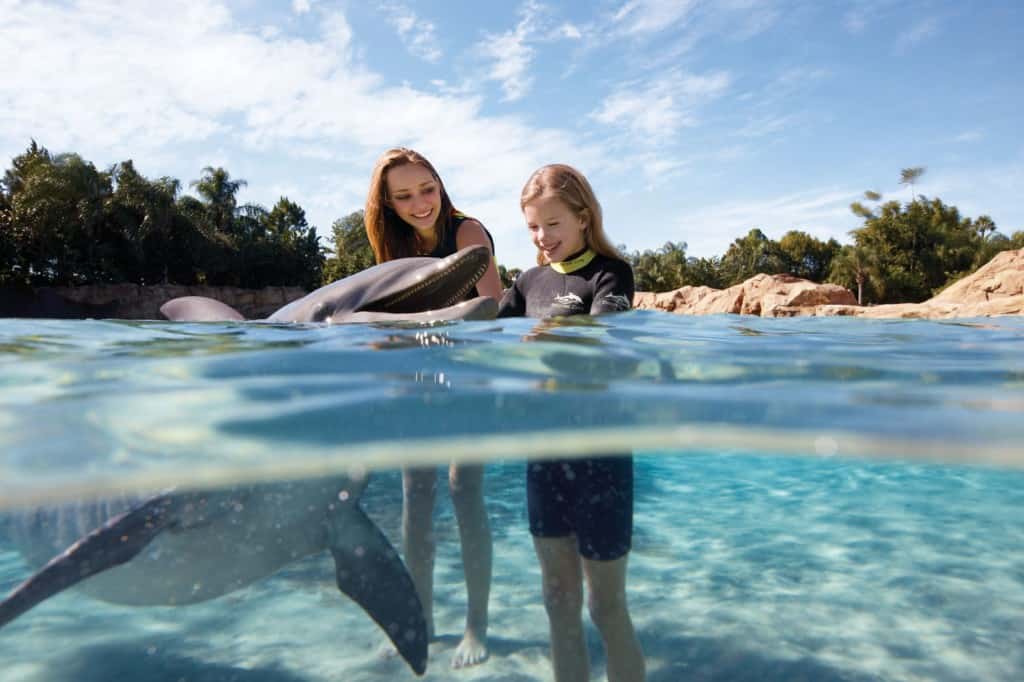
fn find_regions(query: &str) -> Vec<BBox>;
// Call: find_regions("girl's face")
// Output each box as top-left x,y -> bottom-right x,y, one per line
522,193 -> 587,263
385,163 -> 442,234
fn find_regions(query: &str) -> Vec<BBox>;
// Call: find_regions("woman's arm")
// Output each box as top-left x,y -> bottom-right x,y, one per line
456,219 -> 504,301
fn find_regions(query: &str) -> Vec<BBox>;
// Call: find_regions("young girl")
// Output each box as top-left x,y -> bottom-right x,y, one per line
498,164 -> 645,682
365,147 -> 502,669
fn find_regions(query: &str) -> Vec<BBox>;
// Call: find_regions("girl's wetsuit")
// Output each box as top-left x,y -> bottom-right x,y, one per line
498,249 -> 635,560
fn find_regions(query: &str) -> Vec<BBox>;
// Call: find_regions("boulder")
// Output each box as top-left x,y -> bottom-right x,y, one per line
633,248 -> 1024,319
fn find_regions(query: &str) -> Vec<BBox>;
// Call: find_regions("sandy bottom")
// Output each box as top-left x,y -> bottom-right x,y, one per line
2,454 -> 1023,681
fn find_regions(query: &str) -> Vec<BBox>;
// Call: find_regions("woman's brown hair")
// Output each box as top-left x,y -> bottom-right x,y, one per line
520,164 -> 624,266
365,148 -> 456,263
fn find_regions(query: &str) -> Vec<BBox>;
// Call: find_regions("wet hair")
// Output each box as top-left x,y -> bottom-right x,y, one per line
520,164 -> 624,266
365,148 -> 456,263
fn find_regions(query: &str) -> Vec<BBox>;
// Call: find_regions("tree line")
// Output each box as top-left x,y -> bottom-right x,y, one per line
624,168 -> 1023,304
1,142 -> 322,290
2,146 -> 1021,304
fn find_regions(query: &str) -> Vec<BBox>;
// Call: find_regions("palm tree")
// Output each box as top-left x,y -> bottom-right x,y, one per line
899,167 -> 926,205
828,244 -> 882,305
190,166 -> 247,234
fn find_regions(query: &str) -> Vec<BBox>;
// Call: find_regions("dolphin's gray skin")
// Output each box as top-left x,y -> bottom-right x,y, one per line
160,245 -> 498,324
0,475 -> 430,675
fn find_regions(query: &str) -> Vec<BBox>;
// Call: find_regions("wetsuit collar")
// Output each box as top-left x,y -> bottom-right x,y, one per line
550,248 -> 595,274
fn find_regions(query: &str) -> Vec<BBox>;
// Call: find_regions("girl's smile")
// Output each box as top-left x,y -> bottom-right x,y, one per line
522,193 -> 588,264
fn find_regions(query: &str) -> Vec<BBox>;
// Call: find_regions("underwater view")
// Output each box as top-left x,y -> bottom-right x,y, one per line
1,312 -> 1023,681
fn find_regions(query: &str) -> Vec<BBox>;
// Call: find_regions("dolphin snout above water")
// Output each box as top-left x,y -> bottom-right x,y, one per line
160,245 -> 498,324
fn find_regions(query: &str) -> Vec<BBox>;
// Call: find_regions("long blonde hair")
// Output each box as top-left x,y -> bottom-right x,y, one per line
520,164 -> 624,266
365,148 -> 456,263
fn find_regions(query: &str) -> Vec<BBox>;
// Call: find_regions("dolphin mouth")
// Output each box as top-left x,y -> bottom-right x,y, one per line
362,245 -> 491,314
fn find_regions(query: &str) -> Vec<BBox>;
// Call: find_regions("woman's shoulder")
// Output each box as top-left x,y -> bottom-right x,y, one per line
453,215 -> 495,252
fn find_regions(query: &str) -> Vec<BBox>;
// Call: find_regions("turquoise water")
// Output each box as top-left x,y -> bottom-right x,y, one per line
1,313 -> 1023,680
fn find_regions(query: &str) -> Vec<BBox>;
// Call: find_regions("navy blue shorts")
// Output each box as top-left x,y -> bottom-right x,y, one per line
527,455 -> 633,561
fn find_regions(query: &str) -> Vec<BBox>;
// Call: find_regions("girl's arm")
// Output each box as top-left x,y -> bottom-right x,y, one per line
590,260 -> 635,315
455,219 -> 504,301
497,275 -> 526,318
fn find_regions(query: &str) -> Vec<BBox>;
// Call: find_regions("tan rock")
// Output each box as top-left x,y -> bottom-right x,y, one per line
634,273 -> 856,317
633,248 -> 1024,319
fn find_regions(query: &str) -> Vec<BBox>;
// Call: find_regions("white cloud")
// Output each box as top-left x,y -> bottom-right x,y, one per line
292,0 -> 311,15
478,1 -> 547,102
378,2 -> 443,63
953,130 -> 983,143
733,114 -> 793,138
895,17 -> 939,53
559,22 -> 582,39
843,10 -> 867,34
610,0 -> 697,36
0,1 -> 599,269
591,70 -> 731,142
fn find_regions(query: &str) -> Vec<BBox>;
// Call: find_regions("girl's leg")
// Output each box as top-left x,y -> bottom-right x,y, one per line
448,462 -> 492,667
534,535 -> 589,682
582,554 -> 645,682
402,466 -> 437,638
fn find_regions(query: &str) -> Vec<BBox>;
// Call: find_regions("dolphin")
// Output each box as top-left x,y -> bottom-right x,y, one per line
160,244 -> 498,324
0,474 -> 430,675
0,248 -> 502,675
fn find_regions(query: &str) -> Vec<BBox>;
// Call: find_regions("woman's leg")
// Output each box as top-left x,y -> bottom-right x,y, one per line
583,554 -> 645,682
448,462 -> 492,667
402,465 -> 437,638
534,535 -> 589,682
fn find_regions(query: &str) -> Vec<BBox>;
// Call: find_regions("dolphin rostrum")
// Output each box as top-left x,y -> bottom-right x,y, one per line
160,244 -> 499,324
0,475 -> 430,675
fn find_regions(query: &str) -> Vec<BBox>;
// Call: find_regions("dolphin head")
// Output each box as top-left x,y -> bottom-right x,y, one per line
268,244 -> 496,324
161,245 -> 497,324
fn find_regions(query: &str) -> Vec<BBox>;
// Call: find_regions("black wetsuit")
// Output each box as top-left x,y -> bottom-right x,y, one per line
498,250 -> 635,560
427,211 -> 495,299
497,251 -> 633,318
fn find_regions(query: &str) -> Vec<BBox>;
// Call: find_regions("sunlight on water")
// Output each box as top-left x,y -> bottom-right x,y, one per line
1,313 -> 1023,681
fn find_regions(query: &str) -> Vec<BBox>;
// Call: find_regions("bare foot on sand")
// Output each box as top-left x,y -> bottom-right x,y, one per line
451,630 -> 489,669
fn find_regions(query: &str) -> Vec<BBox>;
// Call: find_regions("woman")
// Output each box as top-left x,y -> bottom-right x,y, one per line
365,148 -> 502,669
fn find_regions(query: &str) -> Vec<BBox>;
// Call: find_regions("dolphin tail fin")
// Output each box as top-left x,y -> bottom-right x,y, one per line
327,505 -> 428,676
0,495 -> 176,629
160,296 -> 246,322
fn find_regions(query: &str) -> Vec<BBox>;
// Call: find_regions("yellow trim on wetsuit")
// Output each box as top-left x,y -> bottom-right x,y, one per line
550,249 -> 596,274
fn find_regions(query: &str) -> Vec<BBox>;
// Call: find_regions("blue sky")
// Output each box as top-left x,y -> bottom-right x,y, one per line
1,0 -> 1021,270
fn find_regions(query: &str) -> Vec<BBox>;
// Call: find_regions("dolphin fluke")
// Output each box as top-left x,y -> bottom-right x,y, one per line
0,494 -> 176,628
328,505 -> 428,675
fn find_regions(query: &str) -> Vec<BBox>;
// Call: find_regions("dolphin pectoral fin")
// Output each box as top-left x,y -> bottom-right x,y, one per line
328,505 -> 428,676
0,495 -> 177,629
160,296 -> 246,322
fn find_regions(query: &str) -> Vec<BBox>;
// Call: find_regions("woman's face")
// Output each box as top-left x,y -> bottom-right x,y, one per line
522,193 -> 587,263
385,163 -> 442,234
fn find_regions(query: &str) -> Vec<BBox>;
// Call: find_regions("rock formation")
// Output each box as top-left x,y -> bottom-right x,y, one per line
634,249 -> 1024,319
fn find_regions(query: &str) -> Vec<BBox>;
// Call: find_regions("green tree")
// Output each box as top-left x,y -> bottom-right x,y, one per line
828,244 -> 882,305
628,241 -> 689,292
190,166 -> 247,236
498,264 -> 522,289
776,230 -> 841,281
899,167 -> 926,204
684,256 -> 724,288
322,211 -> 375,283
719,229 -> 785,285
2,143 -> 113,284
851,196 -> 978,302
